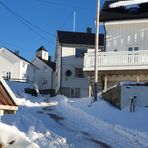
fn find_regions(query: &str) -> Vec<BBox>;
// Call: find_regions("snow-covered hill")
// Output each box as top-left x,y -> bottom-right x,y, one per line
0,81 -> 148,147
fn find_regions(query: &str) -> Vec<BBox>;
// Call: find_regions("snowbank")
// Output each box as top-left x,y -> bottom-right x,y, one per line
0,122 -> 39,148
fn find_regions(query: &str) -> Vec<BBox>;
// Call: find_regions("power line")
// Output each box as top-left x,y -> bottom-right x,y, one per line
0,1 -> 55,44
34,0 -> 90,10
34,0 -> 78,9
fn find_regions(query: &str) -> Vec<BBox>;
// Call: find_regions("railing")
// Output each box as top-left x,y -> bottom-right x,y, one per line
84,50 -> 148,71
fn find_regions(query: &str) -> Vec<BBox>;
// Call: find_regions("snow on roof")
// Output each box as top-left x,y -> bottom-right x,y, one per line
110,0 -> 148,8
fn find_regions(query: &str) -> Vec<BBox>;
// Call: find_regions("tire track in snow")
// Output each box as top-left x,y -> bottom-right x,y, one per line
55,99 -> 148,148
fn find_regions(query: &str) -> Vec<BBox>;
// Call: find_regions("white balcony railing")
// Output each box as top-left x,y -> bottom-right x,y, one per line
84,50 -> 148,71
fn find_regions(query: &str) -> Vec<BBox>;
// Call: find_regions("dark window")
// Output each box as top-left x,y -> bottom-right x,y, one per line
75,88 -> 80,98
75,48 -> 87,58
61,87 -> 80,98
134,47 -> 139,51
61,87 -> 70,97
6,72 -> 11,79
70,88 -> 75,97
75,68 -> 84,78
128,47 -> 133,51
128,47 -> 139,51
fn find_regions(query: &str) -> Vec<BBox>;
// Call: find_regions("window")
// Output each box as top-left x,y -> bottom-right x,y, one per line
6,72 -> 11,79
75,48 -> 87,58
128,47 -> 133,51
70,88 -> 75,97
61,87 -> 80,98
128,47 -> 139,51
134,47 -> 139,51
75,68 -> 84,78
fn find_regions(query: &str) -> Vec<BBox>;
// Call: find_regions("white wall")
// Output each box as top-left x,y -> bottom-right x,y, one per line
61,46 -> 92,97
32,58 -> 52,90
121,84 -> 148,109
0,48 -> 21,79
105,21 -> 148,52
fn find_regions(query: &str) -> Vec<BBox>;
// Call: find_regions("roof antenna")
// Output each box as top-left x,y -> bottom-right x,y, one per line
73,11 -> 76,32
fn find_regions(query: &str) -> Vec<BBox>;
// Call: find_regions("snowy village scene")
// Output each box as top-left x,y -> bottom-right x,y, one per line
1,0 -> 148,148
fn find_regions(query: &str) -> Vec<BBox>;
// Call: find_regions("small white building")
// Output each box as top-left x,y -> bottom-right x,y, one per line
0,47 -> 38,83
32,46 -> 55,95
102,82 -> 148,110
54,30 -> 104,98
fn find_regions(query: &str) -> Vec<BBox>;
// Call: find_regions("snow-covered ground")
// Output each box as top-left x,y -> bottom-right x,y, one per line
1,81 -> 148,148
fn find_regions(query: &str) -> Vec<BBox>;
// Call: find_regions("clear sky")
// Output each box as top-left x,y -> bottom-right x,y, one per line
0,0 -> 104,61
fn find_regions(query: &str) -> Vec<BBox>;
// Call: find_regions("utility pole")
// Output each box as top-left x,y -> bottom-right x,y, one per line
94,0 -> 100,102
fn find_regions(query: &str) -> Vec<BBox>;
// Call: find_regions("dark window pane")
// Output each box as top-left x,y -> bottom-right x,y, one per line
75,68 -> 84,78
75,48 -> 87,58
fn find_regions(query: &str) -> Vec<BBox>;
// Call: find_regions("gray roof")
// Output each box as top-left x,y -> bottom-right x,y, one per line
57,30 -> 104,47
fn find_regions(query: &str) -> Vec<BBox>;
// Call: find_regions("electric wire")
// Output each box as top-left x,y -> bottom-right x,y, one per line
0,1 -> 55,44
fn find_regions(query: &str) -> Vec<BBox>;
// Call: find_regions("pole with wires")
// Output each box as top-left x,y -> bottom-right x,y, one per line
94,0 -> 100,102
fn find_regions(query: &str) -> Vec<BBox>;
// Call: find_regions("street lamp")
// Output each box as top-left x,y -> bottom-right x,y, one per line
94,0 -> 100,102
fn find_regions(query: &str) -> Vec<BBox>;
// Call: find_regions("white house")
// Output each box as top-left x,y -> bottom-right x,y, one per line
32,46 -> 55,95
54,29 -> 104,98
84,1 -> 148,92
0,47 -> 38,83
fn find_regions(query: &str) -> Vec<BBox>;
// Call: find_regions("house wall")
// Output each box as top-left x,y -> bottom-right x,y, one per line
60,46 -> 94,98
0,49 -> 20,79
105,21 -> 148,52
32,58 -> 52,90
121,85 -> 148,109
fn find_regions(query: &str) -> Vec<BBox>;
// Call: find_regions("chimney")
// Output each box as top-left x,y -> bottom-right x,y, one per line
86,26 -> 92,33
14,50 -> 19,55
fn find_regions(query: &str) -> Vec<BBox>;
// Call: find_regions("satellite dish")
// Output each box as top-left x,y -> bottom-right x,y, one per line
66,70 -> 72,77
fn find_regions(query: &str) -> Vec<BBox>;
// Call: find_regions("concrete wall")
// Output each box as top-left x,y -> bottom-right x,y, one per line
101,85 -> 121,108
121,84 -> 148,109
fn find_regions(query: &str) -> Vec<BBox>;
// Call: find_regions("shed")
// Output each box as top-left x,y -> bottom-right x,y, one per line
101,82 -> 148,110
0,76 -> 18,115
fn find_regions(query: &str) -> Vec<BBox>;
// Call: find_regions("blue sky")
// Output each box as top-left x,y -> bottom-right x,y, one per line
0,0 -> 104,61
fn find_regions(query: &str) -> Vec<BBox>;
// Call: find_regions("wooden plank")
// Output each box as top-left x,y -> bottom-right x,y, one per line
0,85 -> 14,106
